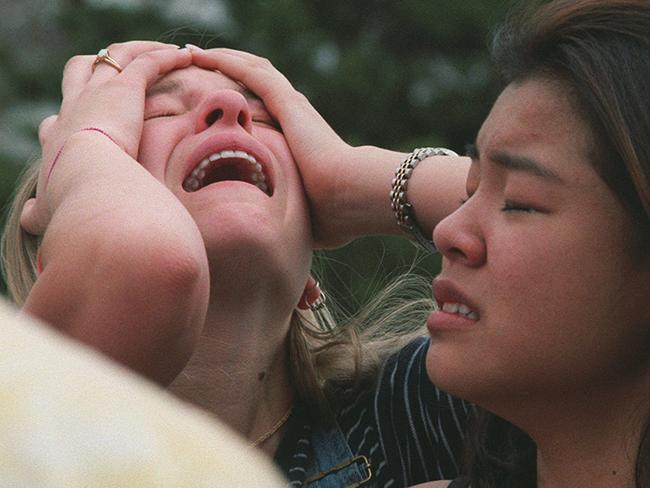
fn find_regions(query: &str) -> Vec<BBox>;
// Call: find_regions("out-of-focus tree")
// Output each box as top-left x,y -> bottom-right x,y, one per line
0,0 -> 512,305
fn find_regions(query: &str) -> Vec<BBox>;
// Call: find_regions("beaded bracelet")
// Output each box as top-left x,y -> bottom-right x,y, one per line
390,147 -> 458,253
44,127 -> 118,190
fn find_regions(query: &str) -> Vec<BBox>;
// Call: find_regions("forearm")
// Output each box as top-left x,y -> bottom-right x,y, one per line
26,131 -> 209,383
41,131 -> 206,271
332,145 -> 470,244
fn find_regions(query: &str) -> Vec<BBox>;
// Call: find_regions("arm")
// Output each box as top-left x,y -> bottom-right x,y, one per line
20,43 -> 208,384
330,145 -> 470,245
188,47 -> 470,248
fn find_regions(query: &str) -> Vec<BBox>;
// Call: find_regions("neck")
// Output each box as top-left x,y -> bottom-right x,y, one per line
167,290 -> 296,457
500,377 -> 649,488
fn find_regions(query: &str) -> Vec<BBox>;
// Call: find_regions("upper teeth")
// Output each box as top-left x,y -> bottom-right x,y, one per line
441,302 -> 479,320
182,150 -> 268,194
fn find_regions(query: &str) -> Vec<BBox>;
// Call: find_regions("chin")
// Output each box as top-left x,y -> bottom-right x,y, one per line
200,211 -> 275,249
425,343 -> 501,405
206,231 -> 308,284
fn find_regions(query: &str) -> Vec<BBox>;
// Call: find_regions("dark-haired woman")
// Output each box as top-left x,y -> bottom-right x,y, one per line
194,0 -> 650,486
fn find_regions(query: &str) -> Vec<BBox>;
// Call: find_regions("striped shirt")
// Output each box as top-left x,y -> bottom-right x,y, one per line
275,337 -> 470,487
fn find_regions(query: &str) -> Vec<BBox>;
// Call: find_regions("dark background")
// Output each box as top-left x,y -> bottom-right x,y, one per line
0,0 -> 513,310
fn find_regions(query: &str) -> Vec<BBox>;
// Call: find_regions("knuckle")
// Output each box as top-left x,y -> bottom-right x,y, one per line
293,91 -> 309,105
257,56 -> 273,69
64,55 -> 86,71
134,50 -> 159,63
124,40 -> 166,49
115,76 -> 146,93
107,41 -> 125,52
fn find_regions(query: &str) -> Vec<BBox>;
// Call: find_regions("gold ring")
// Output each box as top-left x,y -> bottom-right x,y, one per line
93,48 -> 123,73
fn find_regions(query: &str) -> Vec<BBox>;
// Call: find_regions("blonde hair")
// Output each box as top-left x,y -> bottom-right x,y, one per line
1,159 -> 41,307
289,271 -> 431,412
2,159 -> 432,413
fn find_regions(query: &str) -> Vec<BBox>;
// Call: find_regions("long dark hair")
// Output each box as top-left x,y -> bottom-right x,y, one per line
462,1 -> 650,486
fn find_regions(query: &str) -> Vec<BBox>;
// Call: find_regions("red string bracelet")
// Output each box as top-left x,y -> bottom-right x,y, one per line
37,127 -> 118,275
36,248 -> 43,275
44,127 -> 118,190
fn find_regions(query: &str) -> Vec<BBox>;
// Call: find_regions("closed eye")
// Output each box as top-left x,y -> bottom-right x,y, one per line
144,112 -> 178,121
252,117 -> 282,132
502,200 -> 537,213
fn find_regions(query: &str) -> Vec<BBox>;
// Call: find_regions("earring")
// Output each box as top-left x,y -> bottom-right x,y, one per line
308,287 -> 336,332
298,278 -> 336,332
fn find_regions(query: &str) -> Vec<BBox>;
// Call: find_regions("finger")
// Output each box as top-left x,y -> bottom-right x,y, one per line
112,40 -> 180,51
187,48 -> 320,129
194,46 -> 263,61
88,41 -> 180,84
119,47 -> 192,88
189,48 -> 332,139
38,115 -> 58,146
61,55 -> 95,103
189,48 -> 295,101
190,47 -> 278,69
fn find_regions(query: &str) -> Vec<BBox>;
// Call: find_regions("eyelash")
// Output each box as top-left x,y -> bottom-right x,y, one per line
502,200 -> 537,213
253,118 -> 282,131
144,112 -> 177,121
459,197 -> 537,214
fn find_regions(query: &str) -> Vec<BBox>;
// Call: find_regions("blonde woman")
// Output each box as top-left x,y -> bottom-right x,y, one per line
2,40 -> 471,486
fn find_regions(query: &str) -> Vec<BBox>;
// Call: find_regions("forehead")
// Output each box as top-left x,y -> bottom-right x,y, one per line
477,78 -> 592,164
147,66 -> 254,99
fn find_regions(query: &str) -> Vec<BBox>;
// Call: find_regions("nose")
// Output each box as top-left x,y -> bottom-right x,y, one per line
433,200 -> 486,267
195,89 -> 253,134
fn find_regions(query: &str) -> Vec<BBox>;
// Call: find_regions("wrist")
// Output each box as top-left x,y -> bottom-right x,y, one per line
44,128 -> 118,191
390,147 -> 459,253
43,129 -> 124,214
331,145 -> 407,242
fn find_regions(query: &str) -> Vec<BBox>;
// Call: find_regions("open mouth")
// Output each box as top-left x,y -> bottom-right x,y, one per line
182,149 -> 272,195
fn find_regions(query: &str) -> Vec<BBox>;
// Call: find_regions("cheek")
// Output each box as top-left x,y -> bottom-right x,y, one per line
487,225 -> 638,362
488,217 -> 613,296
258,131 -> 294,167
137,125 -> 179,179
260,132 -> 309,216
429,212 -> 648,403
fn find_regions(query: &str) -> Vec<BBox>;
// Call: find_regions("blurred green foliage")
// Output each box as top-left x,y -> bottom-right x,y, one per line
0,0 -> 512,307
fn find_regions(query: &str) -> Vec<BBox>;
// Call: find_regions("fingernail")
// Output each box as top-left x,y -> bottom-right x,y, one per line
185,43 -> 203,51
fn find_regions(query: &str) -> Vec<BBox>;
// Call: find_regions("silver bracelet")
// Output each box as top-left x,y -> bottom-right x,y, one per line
390,147 -> 458,253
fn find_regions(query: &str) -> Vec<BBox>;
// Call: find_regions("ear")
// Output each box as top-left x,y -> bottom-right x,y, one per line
20,198 -> 44,236
297,276 -> 321,310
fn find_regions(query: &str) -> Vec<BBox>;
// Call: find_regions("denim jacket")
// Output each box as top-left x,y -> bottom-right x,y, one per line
302,414 -> 373,488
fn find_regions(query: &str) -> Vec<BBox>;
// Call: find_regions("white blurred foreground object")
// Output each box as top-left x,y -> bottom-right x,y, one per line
0,299 -> 286,488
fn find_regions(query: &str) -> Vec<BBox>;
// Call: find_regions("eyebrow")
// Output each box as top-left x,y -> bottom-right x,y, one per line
146,79 -> 183,97
466,142 -> 564,183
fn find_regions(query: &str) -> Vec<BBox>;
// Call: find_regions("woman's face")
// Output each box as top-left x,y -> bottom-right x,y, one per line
427,78 -> 650,410
137,66 -> 312,292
